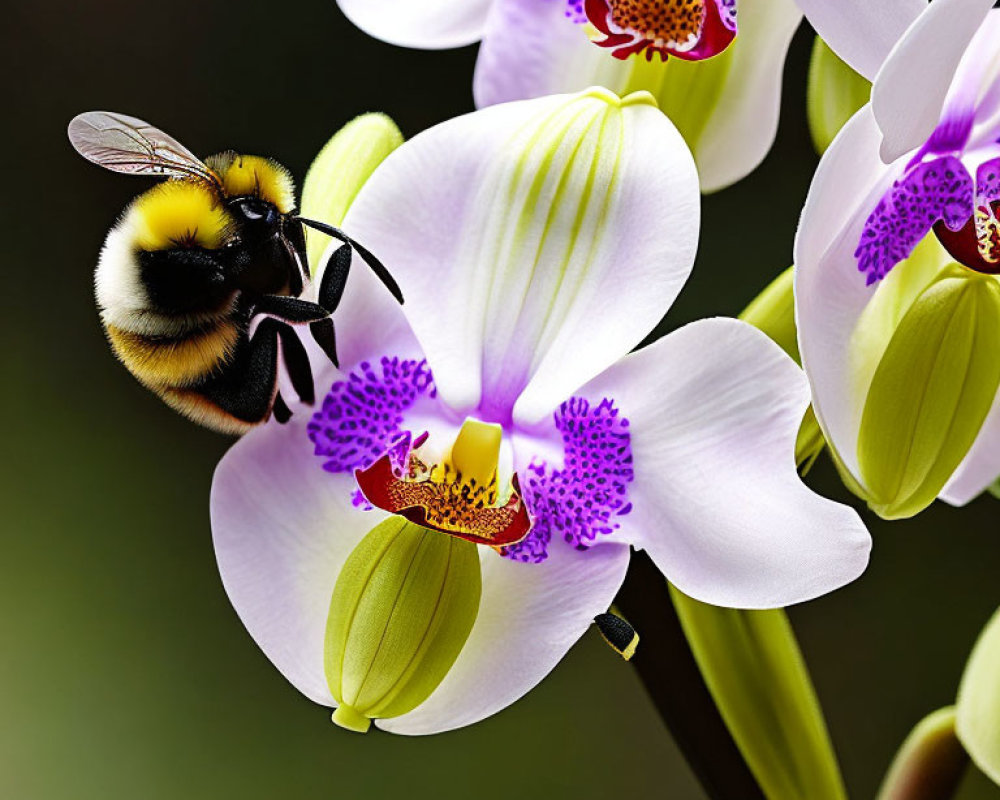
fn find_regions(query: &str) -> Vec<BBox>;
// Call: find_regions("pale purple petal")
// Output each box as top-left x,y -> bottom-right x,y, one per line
343,90 -> 698,428
873,0 -> 995,163
211,417 -> 383,707
474,0 -> 630,109
578,319 -> 870,609
795,105 -> 899,482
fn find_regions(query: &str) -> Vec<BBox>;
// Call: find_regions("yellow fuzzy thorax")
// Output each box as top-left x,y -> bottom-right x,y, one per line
207,152 -> 296,213
131,181 -> 232,251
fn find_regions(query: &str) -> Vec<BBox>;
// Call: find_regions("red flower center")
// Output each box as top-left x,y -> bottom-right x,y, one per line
584,0 -> 736,62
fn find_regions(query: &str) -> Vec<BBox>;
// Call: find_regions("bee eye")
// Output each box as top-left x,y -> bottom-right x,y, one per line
232,197 -> 278,225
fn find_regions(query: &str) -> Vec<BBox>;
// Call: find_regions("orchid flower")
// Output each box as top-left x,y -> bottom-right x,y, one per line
335,0 -> 926,191
211,88 -> 870,736
795,0 -> 1000,519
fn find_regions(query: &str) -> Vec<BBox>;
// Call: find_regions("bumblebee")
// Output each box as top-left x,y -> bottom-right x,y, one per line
69,111 -> 402,434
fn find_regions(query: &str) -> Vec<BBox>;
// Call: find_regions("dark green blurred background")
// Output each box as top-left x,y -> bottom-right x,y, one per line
2,2 -> 998,797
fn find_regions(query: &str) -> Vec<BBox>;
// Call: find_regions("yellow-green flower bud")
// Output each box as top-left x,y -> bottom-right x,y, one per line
739,266 -> 826,471
324,518 -> 481,733
739,266 -> 800,362
858,266 -> 1000,519
301,113 -> 404,273
807,37 -> 871,155
876,707 -> 968,800
957,606 -> 1000,786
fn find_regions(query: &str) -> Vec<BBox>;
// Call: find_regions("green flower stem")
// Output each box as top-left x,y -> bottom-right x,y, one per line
877,708 -> 969,800
614,553 -> 766,800
670,587 -> 847,800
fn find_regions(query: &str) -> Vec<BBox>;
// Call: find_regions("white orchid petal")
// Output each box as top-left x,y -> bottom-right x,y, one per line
276,241 -> 424,417
315,240 -> 423,371
377,541 -> 630,735
211,417 -> 385,707
336,0 -> 493,49
582,318 -> 870,609
941,393 -> 1000,506
872,0 -> 995,163
794,105 -> 897,481
688,0 -> 801,192
343,89 -> 699,427
473,0 -> 800,193
797,0 -> 924,81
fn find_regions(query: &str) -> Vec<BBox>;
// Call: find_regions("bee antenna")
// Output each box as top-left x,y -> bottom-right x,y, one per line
295,217 -> 403,305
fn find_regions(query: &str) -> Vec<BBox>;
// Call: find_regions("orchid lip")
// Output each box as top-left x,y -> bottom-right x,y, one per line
855,153 -> 1000,284
353,423 -> 533,548
582,0 -> 736,63
933,201 -> 1000,274
308,354 -> 637,565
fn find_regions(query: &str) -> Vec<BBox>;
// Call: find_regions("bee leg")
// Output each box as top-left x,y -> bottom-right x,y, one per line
273,321 -> 315,406
273,392 -> 293,424
317,244 -> 353,314
199,318 -> 287,425
199,317 -> 313,424
309,317 -> 339,369
297,218 -> 403,305
347,237 -> 403,305
255,295 -> 329,324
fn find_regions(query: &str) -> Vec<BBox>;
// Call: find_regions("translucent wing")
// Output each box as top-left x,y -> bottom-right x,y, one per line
68,111 -> 219,185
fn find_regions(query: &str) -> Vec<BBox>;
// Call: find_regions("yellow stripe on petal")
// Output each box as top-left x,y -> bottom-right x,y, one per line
341,87 -> 698,427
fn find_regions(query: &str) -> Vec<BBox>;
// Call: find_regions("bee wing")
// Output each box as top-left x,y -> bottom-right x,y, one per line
68,111 -> 220,185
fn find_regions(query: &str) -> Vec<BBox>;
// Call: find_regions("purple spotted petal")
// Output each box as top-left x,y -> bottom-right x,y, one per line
564,0 -> 587,23
855,155 -> 974,284
307,357 -> 436,474
716,0 -> 737,32
977,157 -> 1000,205
504,397 -> 633,564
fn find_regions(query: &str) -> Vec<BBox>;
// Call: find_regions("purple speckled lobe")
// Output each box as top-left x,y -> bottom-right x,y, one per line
977,157 -> 1000,205
564,0 -> 587,23
716,0 -> 737,32
503,397 -> 634,564
855,156 -> 974,284
307,357 -> 436,474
